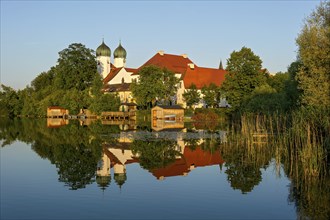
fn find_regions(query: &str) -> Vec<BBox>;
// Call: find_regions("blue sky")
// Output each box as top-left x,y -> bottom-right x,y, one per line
1,0 -> 320,90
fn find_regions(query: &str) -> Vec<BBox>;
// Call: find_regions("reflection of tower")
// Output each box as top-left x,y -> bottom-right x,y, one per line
96,152 -> 111,190
113,158 -> 127,189
96,39 -> 111,79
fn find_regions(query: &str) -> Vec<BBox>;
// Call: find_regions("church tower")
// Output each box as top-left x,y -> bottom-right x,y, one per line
113,41 -> 127,68
96,39 -> 111,79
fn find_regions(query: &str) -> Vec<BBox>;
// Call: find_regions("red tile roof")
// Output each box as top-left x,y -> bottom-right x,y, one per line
135,52 -> 195,75
183,66 -> 227,89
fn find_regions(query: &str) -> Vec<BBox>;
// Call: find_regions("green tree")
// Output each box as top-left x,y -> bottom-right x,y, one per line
242,84 -> 289,113
54,43 -> 97,91
89,93 -> 121,114
183,84 -> 200,109
296,1 -> 330,108
31,68 -> 55,92
267,72 -> 289,93
221,47 -> 266,111
285,61 -> 303,109
201,83 -> 220,108
0,85 -> 22,117
130,65 -> 178,109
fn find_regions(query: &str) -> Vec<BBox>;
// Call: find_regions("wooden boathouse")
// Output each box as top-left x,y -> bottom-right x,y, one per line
151,105 -> 184,121
47,106 -> 69,118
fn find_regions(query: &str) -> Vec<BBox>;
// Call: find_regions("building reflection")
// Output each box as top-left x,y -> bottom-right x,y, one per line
47,118 -> 69,128
96,133 -> 224,190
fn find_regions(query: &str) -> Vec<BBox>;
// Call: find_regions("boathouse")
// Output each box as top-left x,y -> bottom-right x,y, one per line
47,106 -> 69,118
151,105 -> 184,121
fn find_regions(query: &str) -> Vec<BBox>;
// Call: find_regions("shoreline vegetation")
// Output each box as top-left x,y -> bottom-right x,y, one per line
1,1 -> 329,178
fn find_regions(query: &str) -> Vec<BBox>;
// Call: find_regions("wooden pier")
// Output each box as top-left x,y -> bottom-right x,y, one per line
101,111 -> 136,120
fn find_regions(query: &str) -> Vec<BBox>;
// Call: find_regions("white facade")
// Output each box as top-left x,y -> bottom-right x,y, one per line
114,57 -> 126,68
97,153 -> 111,177
97,55 -> 111,79
109,68 -> 134,84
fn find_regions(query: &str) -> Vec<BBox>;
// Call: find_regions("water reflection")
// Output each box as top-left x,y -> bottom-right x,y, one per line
1,117 -> 329,219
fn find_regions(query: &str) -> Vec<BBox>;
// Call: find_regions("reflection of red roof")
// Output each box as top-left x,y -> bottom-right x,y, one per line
151,158 -> 189,179
150,146 -> 224,179
184,147 -> 224,167
183,67 -> 227,89
135,53 -> 194,75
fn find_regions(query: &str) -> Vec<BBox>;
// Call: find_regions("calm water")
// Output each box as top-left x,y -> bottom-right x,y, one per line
1,118 -> 329,219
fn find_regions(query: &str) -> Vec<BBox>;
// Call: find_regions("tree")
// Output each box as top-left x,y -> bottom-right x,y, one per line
54,43 -> 97,91
201,83 -> 220,108
295,1 -> 330,108
285,61 -> 303,109
242,84 -> 289,113
89,93 -> 121,114
221,47 -> 266,111
162,68 -> 180,105
31,68 -> 55,92
0,85 -> 22,117
267,72 -> 289,93
130,65 -> 179,109
183,84 -> 200,109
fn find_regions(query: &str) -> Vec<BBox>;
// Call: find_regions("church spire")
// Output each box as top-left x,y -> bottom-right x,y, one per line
219,60 -> 224,70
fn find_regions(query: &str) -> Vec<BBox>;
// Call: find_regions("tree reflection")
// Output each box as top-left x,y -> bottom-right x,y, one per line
131,139 -> 181,170
0,118 -> 120,190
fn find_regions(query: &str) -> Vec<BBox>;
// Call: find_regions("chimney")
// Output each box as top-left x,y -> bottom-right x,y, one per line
188,63 -> 195,69
158,50 -> 164,56
181,54 -> 188,58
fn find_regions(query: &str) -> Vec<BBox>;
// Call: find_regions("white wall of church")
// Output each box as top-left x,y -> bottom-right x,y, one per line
97,56 -> 111,79
114,58 -> 126,68
97,153 -> 111,177
109,68 -> 133,84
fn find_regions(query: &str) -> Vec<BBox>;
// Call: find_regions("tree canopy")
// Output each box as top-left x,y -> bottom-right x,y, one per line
183,84 -> 200,109
295,1 -> 330,108
130,65 -> 179,109
221,47 -> 266,111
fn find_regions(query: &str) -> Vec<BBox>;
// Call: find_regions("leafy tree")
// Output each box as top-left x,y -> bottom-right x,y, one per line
183,84 -> 200,109
242,84 -> 289,113
0,84 -> 22,117
267,72 -> 289,93
130,65 -> 178,109
296,1 -> 330,108
162,68 -> 180,105
221,47 -> 266,111
54,43 -> 97,91
89,93 -> 121,114
285,61 -> 303,109
31,68 -> 55,92
201,83 -> 220,108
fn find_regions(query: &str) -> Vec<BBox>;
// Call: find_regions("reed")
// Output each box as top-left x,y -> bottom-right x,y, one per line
229,108 -> 329,179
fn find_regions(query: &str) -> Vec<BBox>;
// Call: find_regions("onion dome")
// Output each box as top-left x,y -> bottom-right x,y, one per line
96,40 -> 111,57
114,41 -> 127,59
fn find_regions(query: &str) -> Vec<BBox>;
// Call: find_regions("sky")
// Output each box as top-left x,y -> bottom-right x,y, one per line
0,0 -> 321,90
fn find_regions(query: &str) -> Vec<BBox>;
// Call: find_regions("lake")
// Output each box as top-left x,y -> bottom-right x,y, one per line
1,118 -> 329,219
